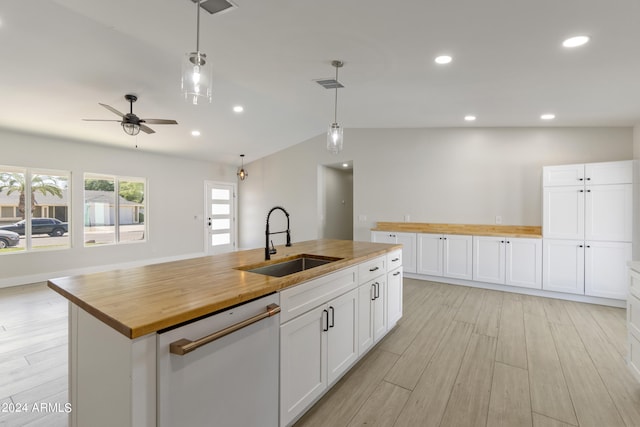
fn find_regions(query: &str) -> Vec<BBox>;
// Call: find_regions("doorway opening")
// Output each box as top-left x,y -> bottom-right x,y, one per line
319,162 -> 353,240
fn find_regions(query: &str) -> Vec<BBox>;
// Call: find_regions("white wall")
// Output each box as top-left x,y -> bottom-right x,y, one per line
1,129 -> 236,286
238,127 -> 633,249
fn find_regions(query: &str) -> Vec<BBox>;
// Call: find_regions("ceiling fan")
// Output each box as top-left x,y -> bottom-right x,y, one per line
83,94 -> 178,136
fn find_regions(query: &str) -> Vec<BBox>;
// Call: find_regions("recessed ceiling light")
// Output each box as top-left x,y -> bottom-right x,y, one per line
562,35 -> 590,48
233,105 -> 244,113
464,115 -> 476,122
435,55 -> 452,65
191,130 -> 201,136
541,113 -> 556,120
342,163 -> 349,168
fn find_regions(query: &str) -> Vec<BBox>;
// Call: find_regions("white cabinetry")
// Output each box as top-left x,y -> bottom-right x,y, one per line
417,233 -> 473,280
628,268 -> 640,383
473,237 -> 542,289
279,267 -> 358,427
371,231 -> 416,273
542,160 -> 632,300
357,256 -> 387,355
387,250 -> 403,329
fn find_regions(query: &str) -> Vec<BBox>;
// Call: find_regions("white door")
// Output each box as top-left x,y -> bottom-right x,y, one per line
505,238 -> 542,289
543,186 -> 585,239
473,236 -> 506,285
585,184 -> 633,242
443,234 -> 473,280
205,181 -> 236,254
542,239 -> 585,294
326,289 -> 358,385
357,282 -> 374,355
584,241 -> 632,300
417,233 -> 444,276
372,279 -> 387,343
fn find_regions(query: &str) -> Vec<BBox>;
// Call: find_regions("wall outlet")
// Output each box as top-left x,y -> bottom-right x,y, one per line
495,215 -> 502,224
358,214 -> 367,222
404,214 -> 411,222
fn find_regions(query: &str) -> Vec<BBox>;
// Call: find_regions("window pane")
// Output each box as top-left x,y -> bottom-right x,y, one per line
211,218 -> 230,230
118,179 -> 146,243
84,175 -> 115,245
211,188 -> 230,200
32,172 -> 70,251
211,233 -> 230,246
0,167 -> 26,253
211,203 -> 230,215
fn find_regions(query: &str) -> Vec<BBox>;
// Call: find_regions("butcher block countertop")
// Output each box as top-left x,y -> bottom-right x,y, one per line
47,239 -> 400,339
372,222 -> 542,238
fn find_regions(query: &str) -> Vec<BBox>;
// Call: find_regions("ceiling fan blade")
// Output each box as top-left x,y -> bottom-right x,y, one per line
82,119 -> 123,122
99,103 -> 125,117
142,119 -> 178,125
140,124 -> 156,134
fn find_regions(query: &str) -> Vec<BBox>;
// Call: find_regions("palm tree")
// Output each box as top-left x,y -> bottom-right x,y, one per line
0,173 -> 65,219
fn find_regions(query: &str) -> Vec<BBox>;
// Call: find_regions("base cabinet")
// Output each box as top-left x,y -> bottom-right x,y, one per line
371,231 -> 416,273
473,237 -> 542,289
358,277 -> 386,355
417,233 -> 473,280
387,266 -> 403,328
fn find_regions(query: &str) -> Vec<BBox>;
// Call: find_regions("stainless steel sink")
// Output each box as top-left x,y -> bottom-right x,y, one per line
240,255 -> 342,277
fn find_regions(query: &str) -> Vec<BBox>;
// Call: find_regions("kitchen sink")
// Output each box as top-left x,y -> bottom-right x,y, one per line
239,254 -> 342,277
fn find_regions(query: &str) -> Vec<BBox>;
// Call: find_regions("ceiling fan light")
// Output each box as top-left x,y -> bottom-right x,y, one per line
122,122 -> 140,136
327,123 -> 343,154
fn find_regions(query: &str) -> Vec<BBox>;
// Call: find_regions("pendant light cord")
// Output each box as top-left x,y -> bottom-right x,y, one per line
196,0 -> 201,53
333,64 -> 339,123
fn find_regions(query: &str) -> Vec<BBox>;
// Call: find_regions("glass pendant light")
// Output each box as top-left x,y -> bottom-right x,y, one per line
181,0 -> 213,105
327,60 -> 344,154
237,154 -> 248,181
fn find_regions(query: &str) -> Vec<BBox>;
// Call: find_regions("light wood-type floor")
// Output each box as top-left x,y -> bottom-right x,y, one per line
1,279 -> 639,427
296,279 -> 640,427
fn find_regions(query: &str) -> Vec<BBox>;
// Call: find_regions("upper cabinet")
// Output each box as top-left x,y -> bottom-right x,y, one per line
543,163 -> 585,186
543,161 -> 632,187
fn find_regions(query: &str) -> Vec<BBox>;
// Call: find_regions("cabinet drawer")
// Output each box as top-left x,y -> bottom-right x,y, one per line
387,250 -> 402,271
359,256 -> 386,283
279,266 -> 357,324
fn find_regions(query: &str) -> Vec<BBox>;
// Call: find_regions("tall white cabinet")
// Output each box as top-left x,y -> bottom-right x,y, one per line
542,161 -> 633,300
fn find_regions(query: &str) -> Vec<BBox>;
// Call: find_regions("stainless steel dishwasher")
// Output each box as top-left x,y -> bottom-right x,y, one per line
157,293 -> 280,427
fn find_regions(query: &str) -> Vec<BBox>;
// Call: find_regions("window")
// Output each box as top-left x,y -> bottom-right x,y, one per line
84,174 -> 146,246
0,166 -> 70,253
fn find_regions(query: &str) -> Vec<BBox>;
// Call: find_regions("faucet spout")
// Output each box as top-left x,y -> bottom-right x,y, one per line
265,206 -> 292,260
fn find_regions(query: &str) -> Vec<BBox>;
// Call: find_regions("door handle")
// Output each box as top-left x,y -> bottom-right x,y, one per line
369,266 -> 379,272
169,304 -> 280,355
371,284 -> 376,301
374,282 -> 380,299
322,309 -> 329,332
329,306 -> 335,328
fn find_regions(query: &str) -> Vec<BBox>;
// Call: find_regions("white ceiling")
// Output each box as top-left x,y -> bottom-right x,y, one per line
2,0 -> 640,166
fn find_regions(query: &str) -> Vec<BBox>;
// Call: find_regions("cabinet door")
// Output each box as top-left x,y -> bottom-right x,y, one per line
543,164 -> 584,186
357,283 -> 374,355
387,267 -> 403,329
585,184 -> 632,242
585,161 -> 633,185
417,233 -> 444,276
505,238 -> 542,289
373,278 -> 387,342
443,235 -> 473,280
542,239 -> 585,294
371,231 -> 397,244
280,306 -> 327,427
584,241 -> 631,300
396,232 -> 417,274
473,236 -> 506,285
543,186 -> 584,239
327,289 -> 358,385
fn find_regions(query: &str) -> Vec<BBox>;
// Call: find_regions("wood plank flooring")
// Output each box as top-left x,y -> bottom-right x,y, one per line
0,279 -> 638,427
296,279 -> 640,427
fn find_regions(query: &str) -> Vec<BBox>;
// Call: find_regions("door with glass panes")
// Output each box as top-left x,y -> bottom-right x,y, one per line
205,181 -> 236,254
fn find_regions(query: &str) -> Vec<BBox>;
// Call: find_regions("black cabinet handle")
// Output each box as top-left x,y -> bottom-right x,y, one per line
371,284 -> 376,301
578,244 -> 584,248
369,266 -> 379,272
586,177 -> 591,181
392,258 -> 400,262
579,189 -> 584,193
586,245 -> 591,248
322,309 -> 329,332
501,240 -> 505,243
506,240 -> 510,244
329,306 -> 335,328
375,282 -> 380,299
393,271 -> 401,276
579,178 -> 584,181
586,189 -> 591,192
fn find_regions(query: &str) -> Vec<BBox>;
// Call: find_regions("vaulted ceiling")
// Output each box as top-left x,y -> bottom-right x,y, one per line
1,0 -> 639,165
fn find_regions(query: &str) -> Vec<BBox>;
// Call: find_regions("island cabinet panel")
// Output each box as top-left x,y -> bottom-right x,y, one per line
627,268 -> 640,383
70,304 -> 156,427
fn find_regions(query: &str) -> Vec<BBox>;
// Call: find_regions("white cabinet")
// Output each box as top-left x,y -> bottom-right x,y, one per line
279,268 -> 359,426
371,231 -> 416,273
417,233 -> 473,280
542,160 -> 633,300
473,237 -> 542,289
357,256 -> 387,355
387,266 -> 403,328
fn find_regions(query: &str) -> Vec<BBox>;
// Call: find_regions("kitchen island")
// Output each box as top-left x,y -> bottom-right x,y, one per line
48,239 -> 402,427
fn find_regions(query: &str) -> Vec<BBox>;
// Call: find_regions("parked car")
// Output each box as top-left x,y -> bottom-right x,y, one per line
0,230 -> 20,248
0,218 -> 68,237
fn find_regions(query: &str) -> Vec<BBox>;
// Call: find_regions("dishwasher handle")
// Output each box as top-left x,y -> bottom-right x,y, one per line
170,303 -> 281,356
